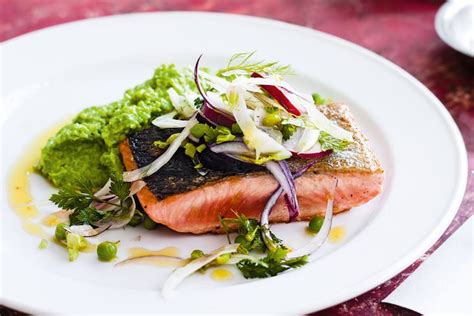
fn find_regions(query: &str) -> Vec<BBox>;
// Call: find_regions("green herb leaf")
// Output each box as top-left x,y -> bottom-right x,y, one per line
69,207 -> 105,226
311,93 -> 326,105
319,131 -> 351,152
194,97 -> 204,108
281,124 -> 297,141
49,188 -> 94,213
110,176 -> 131,202
236,253 -> 308,279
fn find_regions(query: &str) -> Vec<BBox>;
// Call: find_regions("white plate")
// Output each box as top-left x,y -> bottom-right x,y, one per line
0,12 -> 467,314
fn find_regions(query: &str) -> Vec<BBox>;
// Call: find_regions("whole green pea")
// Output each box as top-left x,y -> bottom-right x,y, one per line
97,241 -> 119,262
308,216 -> 324,233
215,253 -> 230,265
191,249 -> 205,260
143,215 -> 158,230
262,113 -> 282,127
55,223 -> 68,241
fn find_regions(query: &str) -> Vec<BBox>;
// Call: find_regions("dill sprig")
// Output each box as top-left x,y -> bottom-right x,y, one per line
217,52 -> 293,76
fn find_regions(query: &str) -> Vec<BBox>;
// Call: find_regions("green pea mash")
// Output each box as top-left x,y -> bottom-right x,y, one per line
37,64 -> 195,188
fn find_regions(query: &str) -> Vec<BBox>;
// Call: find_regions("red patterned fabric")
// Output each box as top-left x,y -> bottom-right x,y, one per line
1,1 -> 472,315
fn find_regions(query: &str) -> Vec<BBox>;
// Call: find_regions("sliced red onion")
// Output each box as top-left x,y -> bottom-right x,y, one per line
162,243 -> 239,298
287,179 -> 337,260
260,160 -> 319,250
265,161 -> 299,221
194,55 -> 235,127
200,101 -> 236,126
251,72 -> 301,116
294,149 -> 332,159
123,115 -> 198,182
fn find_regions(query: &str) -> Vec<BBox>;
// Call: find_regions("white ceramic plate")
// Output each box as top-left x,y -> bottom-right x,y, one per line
0,12 -> 467,314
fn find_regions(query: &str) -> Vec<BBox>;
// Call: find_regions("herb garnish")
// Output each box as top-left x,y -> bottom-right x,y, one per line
219,212 -> 308,279
217,52 -> 293,77
50,176 -> 132,226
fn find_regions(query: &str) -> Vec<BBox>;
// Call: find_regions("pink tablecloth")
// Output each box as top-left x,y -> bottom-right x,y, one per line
1,1 -> 472,315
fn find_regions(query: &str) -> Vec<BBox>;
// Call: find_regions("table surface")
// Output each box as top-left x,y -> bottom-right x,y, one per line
1,0 -> 472,315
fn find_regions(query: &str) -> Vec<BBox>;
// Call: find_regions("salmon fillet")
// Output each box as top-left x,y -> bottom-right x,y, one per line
120,103 -> 384,234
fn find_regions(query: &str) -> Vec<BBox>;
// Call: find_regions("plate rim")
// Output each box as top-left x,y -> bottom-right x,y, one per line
0,11 -> 468,313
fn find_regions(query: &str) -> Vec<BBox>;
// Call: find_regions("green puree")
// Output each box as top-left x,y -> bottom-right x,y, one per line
37,65 -> 196,189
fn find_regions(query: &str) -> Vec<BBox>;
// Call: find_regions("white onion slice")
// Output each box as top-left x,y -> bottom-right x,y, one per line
152,111 -> 188,129
162,244 -> 239,298
123,116 -> 198,182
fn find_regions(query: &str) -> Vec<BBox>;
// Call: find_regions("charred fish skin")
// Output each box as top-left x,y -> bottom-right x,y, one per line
128,127 -> 261,200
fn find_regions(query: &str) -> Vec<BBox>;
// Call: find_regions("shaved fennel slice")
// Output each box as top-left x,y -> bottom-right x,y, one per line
167,88 -> 196,118
297,128 -> 321,153
94,178 -> 112,198
230,87 -> 291,159
210,141 -> 253,156
123,116 -> 198,182
287,179 -> 338,260
162,244 -> 239,298
289,94 -> 353,142
152,111 -> 188,129
205,92 -> 233,114
199,71 -> 230,94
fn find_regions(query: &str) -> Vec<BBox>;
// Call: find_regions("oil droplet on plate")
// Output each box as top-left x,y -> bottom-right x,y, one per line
7,120 -> 67,231
116,247 -> 187,268
328,226 -> 346,243
41,210 -> 70,227
22,220 -> 48,239
128,246 -> 180,258
211,268 -> 233,282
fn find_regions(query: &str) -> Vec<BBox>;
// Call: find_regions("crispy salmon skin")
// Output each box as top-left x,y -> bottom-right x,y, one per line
120,103 -> 384,234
